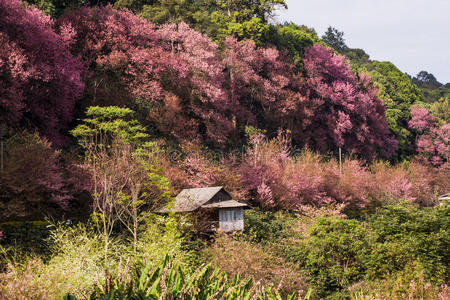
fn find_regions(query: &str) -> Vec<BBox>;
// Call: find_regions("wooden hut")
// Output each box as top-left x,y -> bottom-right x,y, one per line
159,187 -> 248,232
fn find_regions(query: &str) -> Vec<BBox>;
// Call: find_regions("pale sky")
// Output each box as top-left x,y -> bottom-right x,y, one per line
276,0 -> 450,84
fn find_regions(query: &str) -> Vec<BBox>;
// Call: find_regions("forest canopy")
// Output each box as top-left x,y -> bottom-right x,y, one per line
0,1 -> 449,299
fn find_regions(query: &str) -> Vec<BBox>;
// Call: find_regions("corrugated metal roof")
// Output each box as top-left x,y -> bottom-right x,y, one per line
160,186 -> 225,212
438,193 -> 450,200
201,200 -> 248,209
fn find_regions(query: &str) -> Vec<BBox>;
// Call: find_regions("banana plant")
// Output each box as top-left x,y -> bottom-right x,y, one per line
65,255 -> 298,300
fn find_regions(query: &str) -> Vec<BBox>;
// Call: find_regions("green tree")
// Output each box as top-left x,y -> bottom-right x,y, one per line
112,0 -> 287,44
72,106 -> 171,257
412,71 -> 442,89
113,0 -> 212,32
209,0 -> 287,43
24,0 -> 86,17
430,97 -> 450,126
321,26 -> 348,53
139,0 -> 207,25
345,48 -> 371,66
71,106 -> 149,149
356,61 -> 424,159
267,22 -> 322,71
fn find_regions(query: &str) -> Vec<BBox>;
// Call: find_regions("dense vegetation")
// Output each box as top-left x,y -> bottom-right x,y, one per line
0,0 -> 449,299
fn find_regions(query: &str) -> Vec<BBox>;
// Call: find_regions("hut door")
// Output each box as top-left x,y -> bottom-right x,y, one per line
219,208 -> 244,231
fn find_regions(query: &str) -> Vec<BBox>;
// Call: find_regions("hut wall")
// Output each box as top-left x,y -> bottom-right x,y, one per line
219,208 -> 244,231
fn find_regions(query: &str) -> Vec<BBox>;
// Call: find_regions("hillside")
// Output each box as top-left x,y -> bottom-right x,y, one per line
0,0 -> 449,299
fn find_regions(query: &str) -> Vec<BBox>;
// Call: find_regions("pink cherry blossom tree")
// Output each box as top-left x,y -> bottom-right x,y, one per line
293,44 -> 397,159
222,37 -> 297,137
409,105 -> 449,167
60,7 -> 233,145
0,0 -> 84,145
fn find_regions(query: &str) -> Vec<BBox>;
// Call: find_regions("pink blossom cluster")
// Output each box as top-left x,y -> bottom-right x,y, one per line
0,0 -> 84,145
0,133 -> 88,219
58,5 -> 397,156
295,45 -> 398,159
59,7 -> 234,145
238,134 -> 448,209
409,105 -> 449,167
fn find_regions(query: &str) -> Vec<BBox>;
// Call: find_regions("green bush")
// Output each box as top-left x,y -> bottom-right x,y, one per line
293,218 -> 370,298
0,221 -> 51,257
278,203 -> 450,298
365,204 -> 450,282
244,210 -> 293,244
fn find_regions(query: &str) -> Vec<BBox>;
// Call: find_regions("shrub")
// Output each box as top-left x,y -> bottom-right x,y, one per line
244,209 -> 293,244
291,218 -> 370,298
348,274 -> 449,300
0,132 -> 87,220
365,204 -> 450,282
72,255 -> 297,300
202,234 -> 307,297
0,259 -> 51,300
0,216 -> 186,299
0,221 -> 50,257
0,223 -> 108,299
279,203 -> 450,298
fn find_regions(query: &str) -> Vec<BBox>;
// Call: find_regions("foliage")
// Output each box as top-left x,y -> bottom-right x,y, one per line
292,217 -> 369,298
244,209 -> 293,244
0,221 -> 50,257
221,37 -> 297,142
24,0 -> 87,17
408,105 -> 449,167
239,133 -> 329,209
109,0 -> 287,45
0,0 -> 84,145
73,106 -> 172,259
71,106 -> 149,148
297,45 -> 397,159
412,71 -> 443,89
160,143 -> 248,200
268,23 -> 322,71
0,217 -> 185,299
411,70 -> 450,105
430,97 -> 450,126
239,132 -> 447,210
133,214 -> 183,264
137,0 -> 211,31
365,204 -> 450,282
209,0 -> 287,44
321,26 -> 348,53
156,22 -> 232,144
74,254 -> 297,299
0,223 -> 109,299
0,132 -> 86,220
61,7 -> 232,145
201,235 -> 305,297
275,203 -> 450,298
348,275 -> 449,300
355,61 -> 423,159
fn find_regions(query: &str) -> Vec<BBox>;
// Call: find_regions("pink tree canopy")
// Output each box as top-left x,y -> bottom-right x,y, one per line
0,0 -> 84,145
293,44 -> 397,159
409,105 -> 449,167
222,37 -> 297,134
60,7 -> 233,145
